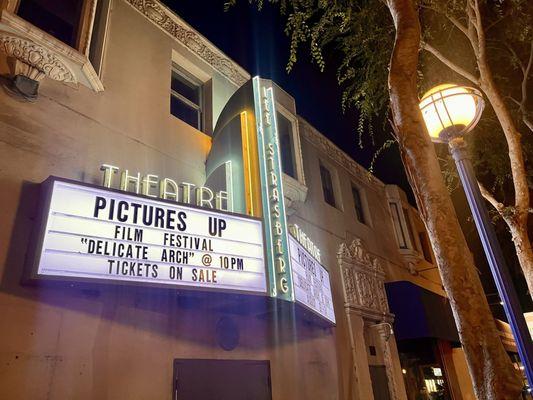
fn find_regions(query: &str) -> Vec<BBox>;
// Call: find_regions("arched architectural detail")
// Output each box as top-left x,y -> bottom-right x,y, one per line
0,31 -> 77,83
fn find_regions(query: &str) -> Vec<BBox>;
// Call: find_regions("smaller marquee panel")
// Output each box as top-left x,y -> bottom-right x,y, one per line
289,235 -> 335,324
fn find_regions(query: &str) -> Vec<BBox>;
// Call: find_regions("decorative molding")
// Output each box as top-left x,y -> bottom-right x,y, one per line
298,116 -> 385,188
338,238 -> 392,321
282,174 -> 308,215
0,11 -> 104,92
77,0 -> 99,56
125,0 -> 250,87
371,323 -> 401,400
0,31 -> 76,83
400,248 -> 422,275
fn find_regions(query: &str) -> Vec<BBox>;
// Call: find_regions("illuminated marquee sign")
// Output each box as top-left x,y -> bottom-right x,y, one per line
100,164 -> 231,211
288,232 -> 335,323
252,77 -> 294,301
289,224 -> 321,263
29,178 -> 266,293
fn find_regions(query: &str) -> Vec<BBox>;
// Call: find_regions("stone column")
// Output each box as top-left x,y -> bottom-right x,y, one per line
372,323 -> 408,400
346,312 -> 374,400
338,238 -> 409,400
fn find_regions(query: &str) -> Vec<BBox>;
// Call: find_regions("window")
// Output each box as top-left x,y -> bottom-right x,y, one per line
276,111 -> 296,178
18,0 -> 84,48
419,232 -> 433,263
403,208 -> 416,250
13,0 -> 110,92
390,202 -> 407,249
88,0 -> 111,76
170,66 -> 203,130
352,185 -> 366,224
320,163 -> 336,208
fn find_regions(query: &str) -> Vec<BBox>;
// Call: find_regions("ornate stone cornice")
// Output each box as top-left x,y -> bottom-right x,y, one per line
298,117 -> 385,188
338,238 -> 392,320
338,238 -> 385,276
125,0 -> 250,87
0,31 -> 77,83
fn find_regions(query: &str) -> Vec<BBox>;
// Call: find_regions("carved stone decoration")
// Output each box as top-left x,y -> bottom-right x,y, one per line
338,237 -> 392,321
125,0 -> 249,87
372,323 -> 402,400
0,31 -> 77,83
282,174 -> 308,215
340,239 -> 407,400
299,118 -> 384,187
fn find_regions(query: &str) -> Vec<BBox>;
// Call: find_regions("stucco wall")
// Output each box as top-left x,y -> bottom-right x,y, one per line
0,2 -> 347,400
0,0 -> 465,399
294,120 -> 445,297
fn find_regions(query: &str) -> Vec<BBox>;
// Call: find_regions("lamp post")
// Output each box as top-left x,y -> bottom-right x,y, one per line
419,84 -> 533,390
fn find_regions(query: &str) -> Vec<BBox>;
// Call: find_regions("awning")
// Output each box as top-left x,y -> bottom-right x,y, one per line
385,281 -> 460,343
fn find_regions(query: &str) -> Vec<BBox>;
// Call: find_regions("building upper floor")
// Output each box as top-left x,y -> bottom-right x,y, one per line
0,0 -> 444,297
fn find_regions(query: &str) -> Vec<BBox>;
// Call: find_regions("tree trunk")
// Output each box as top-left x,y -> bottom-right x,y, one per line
509,221 -> 533,300
476,64 -> 533,299
385,0 -> 523,398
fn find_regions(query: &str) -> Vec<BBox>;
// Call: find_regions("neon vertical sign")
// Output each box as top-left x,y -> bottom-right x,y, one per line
252,77 -> 294,301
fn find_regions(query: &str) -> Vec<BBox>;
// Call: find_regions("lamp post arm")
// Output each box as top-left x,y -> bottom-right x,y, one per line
449,136 -> 533,390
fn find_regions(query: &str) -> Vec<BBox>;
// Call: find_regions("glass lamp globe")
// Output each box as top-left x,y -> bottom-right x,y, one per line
419,84 -> 485,143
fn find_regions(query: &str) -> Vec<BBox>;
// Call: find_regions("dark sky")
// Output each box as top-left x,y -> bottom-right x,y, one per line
162,0 -> 410,196
163,0 -> 532,314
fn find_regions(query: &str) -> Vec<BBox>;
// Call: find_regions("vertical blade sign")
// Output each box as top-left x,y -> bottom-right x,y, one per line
252,77 -> 294,301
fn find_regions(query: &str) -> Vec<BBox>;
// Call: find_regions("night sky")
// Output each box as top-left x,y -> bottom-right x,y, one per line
163,0 -> 532,314
162,0 -> 410,195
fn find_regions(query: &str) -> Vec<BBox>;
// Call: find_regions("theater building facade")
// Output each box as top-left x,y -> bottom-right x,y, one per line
0,0 -> 500,399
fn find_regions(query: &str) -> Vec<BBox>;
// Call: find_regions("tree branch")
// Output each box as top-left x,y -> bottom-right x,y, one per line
472,0 -> 487,61
466,1 -> 479,56
521,40 -> 533,107
509,41 -> 533,133
420,4 -> 469,38
479,181 -> 506,215
485,0 -> 528,32
421,41 -> 480,85
505,43 -> 526,74
523,115 -> 533,134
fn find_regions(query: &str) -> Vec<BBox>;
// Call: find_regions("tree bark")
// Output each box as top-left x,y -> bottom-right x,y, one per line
476,65 -> 533,299
467,0 -> 533,300
385,0 -> 523,398
509,222 -> 533,302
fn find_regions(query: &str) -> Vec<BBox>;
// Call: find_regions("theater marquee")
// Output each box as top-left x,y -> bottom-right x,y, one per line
289,234 -> 335,323
28,178 -> 266,294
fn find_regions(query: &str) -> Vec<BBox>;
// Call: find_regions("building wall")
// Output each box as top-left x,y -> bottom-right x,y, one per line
0,1 -> 342,399
293,119 -> 445,297
0,0 -> 475,399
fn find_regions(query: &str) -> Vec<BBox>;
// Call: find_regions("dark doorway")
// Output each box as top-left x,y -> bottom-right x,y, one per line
173,359 -> 272,400
369,365 -> 391,400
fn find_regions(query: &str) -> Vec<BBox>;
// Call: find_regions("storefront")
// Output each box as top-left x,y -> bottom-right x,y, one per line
386,281 -> 461,400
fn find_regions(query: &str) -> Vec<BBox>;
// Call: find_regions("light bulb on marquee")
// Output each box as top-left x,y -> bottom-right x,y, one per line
419,84 -> 484,143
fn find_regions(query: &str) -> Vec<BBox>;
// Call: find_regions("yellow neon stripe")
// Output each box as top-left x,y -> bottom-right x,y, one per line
240,111 -> 254,215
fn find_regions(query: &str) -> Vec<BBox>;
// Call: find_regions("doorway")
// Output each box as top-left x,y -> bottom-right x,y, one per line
173,359 -> 272,400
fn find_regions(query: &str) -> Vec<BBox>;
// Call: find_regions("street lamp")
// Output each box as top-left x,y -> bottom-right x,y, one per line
420,83 -> 533,391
